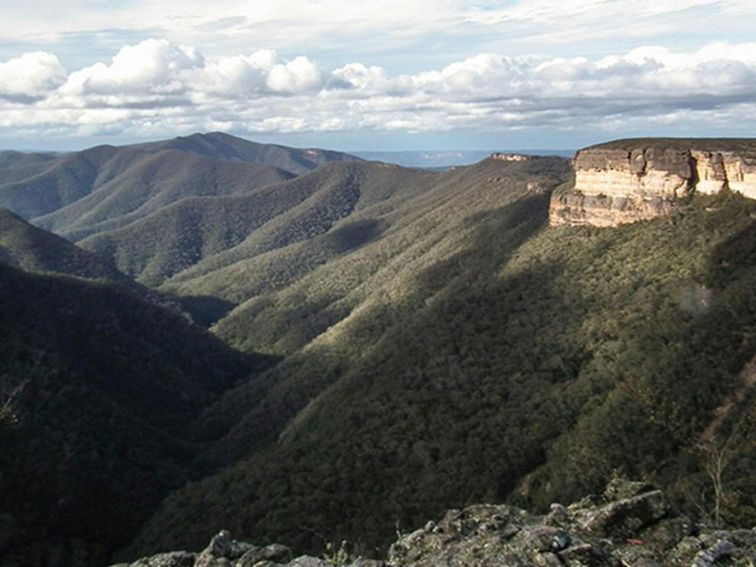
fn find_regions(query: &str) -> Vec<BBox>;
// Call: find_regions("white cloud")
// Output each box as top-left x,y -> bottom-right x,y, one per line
266,56 -> 328,93
60,39 -> 203,97
201,51 -> 334,96
50,40 -> 342,106
201,50 -> 278,96
2,39 -> 756,143
3,0 -> 753,76
0,51 -> 67,100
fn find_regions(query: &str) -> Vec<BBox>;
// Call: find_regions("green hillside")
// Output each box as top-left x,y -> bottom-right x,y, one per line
0,206 -> 204,318
160,162 -> 440,303
205,159 -> 567,355
127,186 -> 756,560
77,158 -> 566,332
0,150 -> 59,184
0,133 -> 360,244
77,162 -> 393,287
34,150 -> 294,240
161,158 -> 570,463
1,136 -> 753,567
0,145 -> 121,219
0,207 -> 133,284
0,264 -> 268,566
128,131 -> 362,175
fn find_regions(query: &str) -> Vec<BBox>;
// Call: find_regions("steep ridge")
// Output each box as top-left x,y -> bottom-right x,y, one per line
0,207 -> 204,318
34,150 -> 294,240
0,263 -> 267,566
0,133 -> 360,241
550,138 -> 756,226
127,183 -> 755,559
176,158 -> 570,452
160,161 -> 441,301
77,162 -> 408,287
0,207 -> 132,285
128,131 -> 362,175
205,158 -> 566,355
0,145 -> 121,219
0,150 -> 59,184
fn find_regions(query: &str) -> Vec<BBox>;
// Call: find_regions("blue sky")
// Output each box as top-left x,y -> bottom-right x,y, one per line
0,0 -> 755,151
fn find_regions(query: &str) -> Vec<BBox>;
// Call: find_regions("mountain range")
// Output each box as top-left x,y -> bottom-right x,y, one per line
0,132 -> 753,566
353,149 -> 575,168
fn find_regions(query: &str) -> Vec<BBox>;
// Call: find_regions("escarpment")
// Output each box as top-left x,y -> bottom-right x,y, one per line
550,139 -> 756,226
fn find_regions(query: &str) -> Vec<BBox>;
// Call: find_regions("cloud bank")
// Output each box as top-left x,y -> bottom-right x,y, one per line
2,38 -> 756,143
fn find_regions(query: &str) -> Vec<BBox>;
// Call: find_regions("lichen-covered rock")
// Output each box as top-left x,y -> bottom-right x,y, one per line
112,551 -> 197,567
574,489 -> 668,538
386,481 -> 755,566
237,543 -> 293,566
112,536 -> 377,567
115,481 -> 756,567
285,557 -> 334,567
603,478 -> 656,501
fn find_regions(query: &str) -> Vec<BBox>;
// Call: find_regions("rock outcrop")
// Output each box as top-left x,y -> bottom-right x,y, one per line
550,139 -> 756,227
491,153 -> 530,162
114,480 -> 756,567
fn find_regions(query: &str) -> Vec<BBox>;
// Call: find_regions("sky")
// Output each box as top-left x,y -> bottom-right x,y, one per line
0,0 -> 755,151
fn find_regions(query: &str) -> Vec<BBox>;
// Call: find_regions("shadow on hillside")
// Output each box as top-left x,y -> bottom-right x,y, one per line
706,214 -> 756,288
175,294 -> 237,327
326,218 -> 388,254
184,192 -> 558,466
128,193 -> 756,560
518,199 -> 756,516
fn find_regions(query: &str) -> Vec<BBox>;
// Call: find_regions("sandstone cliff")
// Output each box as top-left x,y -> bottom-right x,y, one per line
550,139 -> 756,227
113,480 -> 756,566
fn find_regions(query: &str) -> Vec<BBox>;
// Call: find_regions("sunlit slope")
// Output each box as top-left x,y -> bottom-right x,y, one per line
79,161 -> 420,287
128,131 -> 362,175
0,133 -> 359,243
130,189 -> 755,559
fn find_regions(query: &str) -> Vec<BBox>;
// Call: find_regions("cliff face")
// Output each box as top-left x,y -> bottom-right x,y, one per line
550,139 -> 756,227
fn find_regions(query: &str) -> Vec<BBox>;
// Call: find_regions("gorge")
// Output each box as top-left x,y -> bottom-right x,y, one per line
0,135 -> 754,566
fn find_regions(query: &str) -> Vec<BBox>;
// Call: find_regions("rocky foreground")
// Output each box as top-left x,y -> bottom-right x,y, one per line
115,480 -> 756,566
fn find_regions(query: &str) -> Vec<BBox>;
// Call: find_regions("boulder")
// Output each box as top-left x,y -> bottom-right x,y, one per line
114,480 -> 756,567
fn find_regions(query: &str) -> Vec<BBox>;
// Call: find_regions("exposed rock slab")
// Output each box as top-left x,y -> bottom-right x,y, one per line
550,138 -> 756,227
387,480 -> 756,566
115,480 -> 756,567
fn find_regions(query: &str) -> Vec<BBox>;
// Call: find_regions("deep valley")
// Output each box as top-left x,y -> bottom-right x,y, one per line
0,134 -> 754,566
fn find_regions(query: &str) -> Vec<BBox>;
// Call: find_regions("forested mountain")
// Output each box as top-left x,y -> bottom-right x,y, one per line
0,207 -> 132,284
78,161 -> 421,287
0,151 -> 59,182
0,135 -> 753,566
124,154 -> 754,559
128,131 -> 362,175
78,158 -> 567,333
0,133 -> 359,243
0,262 -> 270,566
0,207 -> 206,318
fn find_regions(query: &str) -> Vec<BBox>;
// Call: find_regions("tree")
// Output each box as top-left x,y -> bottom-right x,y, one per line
0,401 -> 15,431
697,405 -> 756,525
0,380 -> 27,432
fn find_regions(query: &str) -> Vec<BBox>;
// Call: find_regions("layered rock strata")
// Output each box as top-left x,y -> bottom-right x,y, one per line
550,139 -> 756,227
